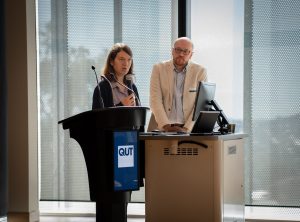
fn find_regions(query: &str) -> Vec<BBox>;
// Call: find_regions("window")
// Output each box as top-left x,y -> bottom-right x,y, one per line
38,0 -> 175,201
39,1 -> 300,214
244,0 -> 300,208
192,0 -> 300,216
191,0 -> 244,131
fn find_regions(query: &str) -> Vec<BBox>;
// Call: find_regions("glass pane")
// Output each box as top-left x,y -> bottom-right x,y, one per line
245,0 -> 300,207
122,0 -> 173,109
39,0 -> 114,201
191,0 -> 244,131
38,0 -> 173,201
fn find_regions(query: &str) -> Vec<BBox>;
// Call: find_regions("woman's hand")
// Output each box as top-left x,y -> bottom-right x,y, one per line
121,94 -> 136,106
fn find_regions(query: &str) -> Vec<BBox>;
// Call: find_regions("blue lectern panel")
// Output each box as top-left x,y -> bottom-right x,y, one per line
113,131 -> 139,191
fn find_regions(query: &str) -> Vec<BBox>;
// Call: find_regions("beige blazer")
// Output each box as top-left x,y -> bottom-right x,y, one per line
149,60 -> 207,132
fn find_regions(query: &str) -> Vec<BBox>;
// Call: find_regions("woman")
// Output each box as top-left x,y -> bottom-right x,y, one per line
92,43 -> 140,109
91,43 -> 141,222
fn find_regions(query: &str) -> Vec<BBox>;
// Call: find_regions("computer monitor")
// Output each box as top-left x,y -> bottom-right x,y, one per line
192,81 -> 230,132
192,81 -> 216,121
191,111 -> 220,134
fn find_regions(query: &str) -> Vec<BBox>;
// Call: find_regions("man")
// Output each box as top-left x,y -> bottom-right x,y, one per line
149,37 -> 207,132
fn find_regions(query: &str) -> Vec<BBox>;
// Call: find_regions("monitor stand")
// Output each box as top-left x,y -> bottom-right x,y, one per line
209,100 -> 230,134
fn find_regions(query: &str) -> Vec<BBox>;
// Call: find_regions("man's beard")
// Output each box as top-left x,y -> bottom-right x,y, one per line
174,57 -> 187,67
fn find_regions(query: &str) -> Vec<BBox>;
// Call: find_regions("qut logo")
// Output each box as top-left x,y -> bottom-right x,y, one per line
119,146 -> 133,156
118,145 -> 134,168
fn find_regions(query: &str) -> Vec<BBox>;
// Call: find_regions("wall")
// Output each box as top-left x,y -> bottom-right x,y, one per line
0,0 -> 8,219
5,0 -> 39,221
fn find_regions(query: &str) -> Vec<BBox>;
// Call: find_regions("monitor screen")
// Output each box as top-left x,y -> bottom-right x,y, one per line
192,81 -> 216,121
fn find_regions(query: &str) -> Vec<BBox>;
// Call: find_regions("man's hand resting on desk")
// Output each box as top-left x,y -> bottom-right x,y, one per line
163,124 -> 188,132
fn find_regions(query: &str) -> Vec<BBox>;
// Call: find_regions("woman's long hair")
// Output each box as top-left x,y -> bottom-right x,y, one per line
102,43 -> 134,82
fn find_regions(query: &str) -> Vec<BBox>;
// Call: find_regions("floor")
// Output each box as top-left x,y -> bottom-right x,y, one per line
40,202 -> 145,222
40,216 -> 144,222
38,202 -> 300,222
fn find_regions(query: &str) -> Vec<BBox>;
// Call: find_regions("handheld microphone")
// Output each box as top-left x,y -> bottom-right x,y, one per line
91,66 -> 104,108
125,74 -> 135,95
110,73 -> 141,106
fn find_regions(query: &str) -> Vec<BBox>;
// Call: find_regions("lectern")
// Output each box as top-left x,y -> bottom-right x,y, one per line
59,107 -> 148,222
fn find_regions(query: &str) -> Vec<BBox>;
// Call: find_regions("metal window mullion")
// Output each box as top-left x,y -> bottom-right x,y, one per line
51,0 -> 69,200
114,0 -> 122,43
244,0 -> 254,205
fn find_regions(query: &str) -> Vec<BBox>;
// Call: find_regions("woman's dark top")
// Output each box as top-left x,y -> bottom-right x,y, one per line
92,78 -> 140,109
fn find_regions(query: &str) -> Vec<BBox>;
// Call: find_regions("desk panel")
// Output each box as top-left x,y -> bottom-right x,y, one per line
142,134 -> 246,222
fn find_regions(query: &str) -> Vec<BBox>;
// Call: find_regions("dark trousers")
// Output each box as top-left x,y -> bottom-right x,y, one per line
96,202 -> 128,222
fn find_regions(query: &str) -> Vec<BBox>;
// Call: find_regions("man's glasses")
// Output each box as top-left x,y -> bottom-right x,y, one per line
173,47 -> 191,55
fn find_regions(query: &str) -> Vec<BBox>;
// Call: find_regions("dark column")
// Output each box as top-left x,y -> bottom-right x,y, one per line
0,0 -> 8,218
178,0 -> 191,38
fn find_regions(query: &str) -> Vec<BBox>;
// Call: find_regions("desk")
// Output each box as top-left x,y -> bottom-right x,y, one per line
140,133 -> 247,222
